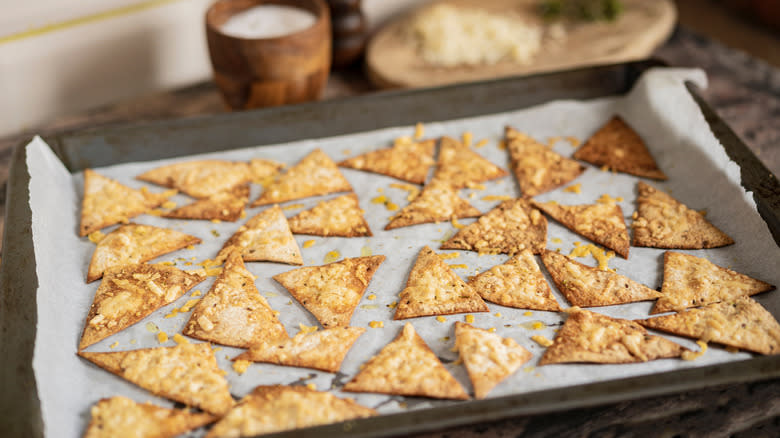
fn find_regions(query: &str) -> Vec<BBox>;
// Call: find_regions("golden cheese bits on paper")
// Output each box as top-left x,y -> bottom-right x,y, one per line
504,127 -> 584,197
343,323 -> 469,400
432,136 -> 508,189
273,255 -> 386,328
385,179 -> 481,230
78,343 -> 234,416
338,138 -> 436,184
87,224 -> 201,283
183,250 -> 288,348
539,308 -> 687,365
632,182 -> 734,249
287,193 -> 372,237
205,385 -> 376,438
82,396 -> 215,438
80,169 -> 174,236
216,205 -> 303,265
163,184 -> 249,222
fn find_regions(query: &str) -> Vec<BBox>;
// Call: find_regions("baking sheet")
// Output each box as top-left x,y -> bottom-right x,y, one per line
26,67 -> 780,437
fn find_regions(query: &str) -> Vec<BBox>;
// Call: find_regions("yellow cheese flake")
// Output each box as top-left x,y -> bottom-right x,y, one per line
179,299 -> 200,313
129,339 -> 136,344
184,262 -> 192,266
158,261 -> 175,266
563,183 -> 582,194
213,346 -> 222,352
494,312 -> 502,317
465,182 -> 486,190
462,131 -> 473,147
161,201 -> 177,209
531,321 -> 544,330
448,264 -> 468,269
360,304 -> 378,310
682,341 -> 708,361
387,301 -> 398,308
394,136 -> 413,146
109,341 -> 119,349
377,187 -> 384,193
298,323 -> 319,334
366,294 -> 377,300
523,366 -> 535,373
519,320 -> 544,330
369,321 -> 384,328
147,209 -> 164,217
342,148 -> 351,155
568,243 -> 615,271
302,240 -> 316,249
386,201 -> 399,211
436,316 -> 447,323
211,219 -> 222,224
475,139 -> 488,148
532,335 -> 554,347
482,195 -> 512,201
573,241 -> 581,246
87,231 -> 106,244
156,331 -> 169,343
306,383 -> 317,391
233,359 -> 251,375
551,237 -> 562,244
451,216 -> 465,229
469,193 -> 477,199
596,193 -> 622,204
565,136 -> 581,147
184,245 -> 194,250
389,183 -> 420,201
546,136 -> 561,147
487,327 -> 496,333
164,309 -> 179,319
438,252 -> 460,260
283,203 -> 305,210
191,290 -> 202,297
360,246 -> 373,256
414,122 -> 425,140
145,322 -> 159,333
523,311 -> 533,316
172,333 -> 189,344
465,314 -> 475,323
323,250 -> 341,264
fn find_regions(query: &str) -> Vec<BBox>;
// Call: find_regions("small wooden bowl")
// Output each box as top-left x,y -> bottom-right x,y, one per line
206,0 -> 331,110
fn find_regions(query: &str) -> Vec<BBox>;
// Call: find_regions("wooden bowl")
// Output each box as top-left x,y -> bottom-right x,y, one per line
206,0 -> 331,110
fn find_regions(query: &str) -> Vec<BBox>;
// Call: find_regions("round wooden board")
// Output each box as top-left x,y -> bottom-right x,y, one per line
366,0 -> 676,89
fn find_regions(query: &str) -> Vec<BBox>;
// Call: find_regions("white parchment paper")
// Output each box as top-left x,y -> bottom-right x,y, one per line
27,68 -> 780,437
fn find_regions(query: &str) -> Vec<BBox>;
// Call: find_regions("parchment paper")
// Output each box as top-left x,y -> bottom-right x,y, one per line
26,68 -> 780,437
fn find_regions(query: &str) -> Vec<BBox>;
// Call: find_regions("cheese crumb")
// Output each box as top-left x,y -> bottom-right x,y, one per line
298,323 -> 318,334
531,321 -> 544,330
531,335 -> 554,347
487,327 -> 496,333
563,183 -> 582,194
191,290 -> 202,297
465,314 -> 475,323
436,316 -> 447,323
145,322 -> 159,333
565,136 -> 580,147
87,231 -> 106,244
451,216 -> 465,229
523,311 -> 533,316
164,309 -> 179,319
369,321 -> 384,328
387,301 -> 398,308
367,294 -> 376,300
414,122 -> 425,140
156,331 -> 169,343
109,341 -> 119,349
233,359 -> 251,375
682,341 -> 708,361
438,252 -> 459,259
172,334 -> 189,344
597,193 -> 622,204
179,299 -> 200,313
306,383 -> 317,391
475,139 -> 488,148
551,237 -> 562,244
211,219 -> 222,224
494,312 -> 502,317
462,131 -> 473,147
448,264 -> 468,269
482,195 -> 512,201
303,240 -> 316,249
324,250 -> 341,264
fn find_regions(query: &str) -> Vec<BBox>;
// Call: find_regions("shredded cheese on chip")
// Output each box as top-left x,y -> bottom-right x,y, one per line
233,359 -> 251,375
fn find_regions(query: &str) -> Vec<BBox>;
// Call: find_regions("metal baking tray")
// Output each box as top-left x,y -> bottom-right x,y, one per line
2,60 -> 779,438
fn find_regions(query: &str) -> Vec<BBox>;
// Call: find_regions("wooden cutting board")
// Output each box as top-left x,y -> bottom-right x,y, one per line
366,0 -> 676,89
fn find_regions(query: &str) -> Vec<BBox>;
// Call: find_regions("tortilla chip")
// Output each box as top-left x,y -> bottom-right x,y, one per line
441,199 -> 547,255
468,249 -> 561,311
385,179 -> 481,230
640,296 -> 780,355
573,116 -> 667,180
632,182 -> 734,249
432,136 -> 508,188
183,250 -> 288,348
234,326 -> 366,373
394,246 -> 488,319
533,200 -> 630,259
216,205 -> 302,265
338,139 -> 436,184
540,250 -> 660,307
288,194 -> 372,237
79,343 -> 234,416
83,396 -> 215,438
455,322 -> 532,399
248,158 -> 285,184
80,264 -> 205,350
251,149 -> 352,207
539,308 -> 687,365
343,323 -> 469,400
205,385 -> 376,438
163,184 -> 249,222
80,169 -> 173,236
137,159 -> 270,199
87,224 -> 201,283
504,127 -> 585,197
273,256 -> 386,328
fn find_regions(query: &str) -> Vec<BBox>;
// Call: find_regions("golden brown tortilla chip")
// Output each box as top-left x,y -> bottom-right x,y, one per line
533,200 -> 630,259
539,308 -> 687,365
540,250 -> 661,307
234,326 -> 366,373
216,205 -> 303,265
632,182 -> 734,249
273,256 -> 386,328
183,250 -> 288,348
504,127 -> 585,197
441,199 -> 547,255
137,159 -> 269,199
205,385 -> 376,438
80,169 -> 173,236
252,149 -> 352,207
468,249 -> 561,311
83,396 -> 215,438
640,296 -> 780,355
338,139 -> 436,184
288,194 -> 372,237
385,179 -> 481,230
163,184 -> 249,222
79,343 -> 234,416
394,246 -> 488,319
343,323 -> 469,400
87,224 -> 201,283
432,136 -> 508,188
80,263 -> 205,350
573,116 -> 667,180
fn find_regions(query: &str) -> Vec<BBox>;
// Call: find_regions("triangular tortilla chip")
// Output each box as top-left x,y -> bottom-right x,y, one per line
84,396 -> 215,438
338,139 -> 436,184
163,184 -> 249,222
234,326 -> 366,373
79,343 -> 234,415
539,308 -> 687,365
216,205 -> 303,265
468,249 -> 561,311
632,182 -> 734,249
137,159 -> 274,199
394,246 -> 488,319
573,116 -> 667,180
441,199 -> 547,255
385,179 -> 481,230
288,194 -> 372,237
183,250 -> 288,348
80,169 -> 173,236
251,149 -> 352,207
533,200 -> 630,259
432,136 -> 508,188
640,296 -> 780,355
205,385 -> 376,438
343,323 -> 469,400
505,127 -> 585,197
653,251 -> 775,314
87,224 -> 201,283
455,322 -> 532,399
273,255 -> 386,328
541,250 -> 660,307
80,263 -> 205,350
